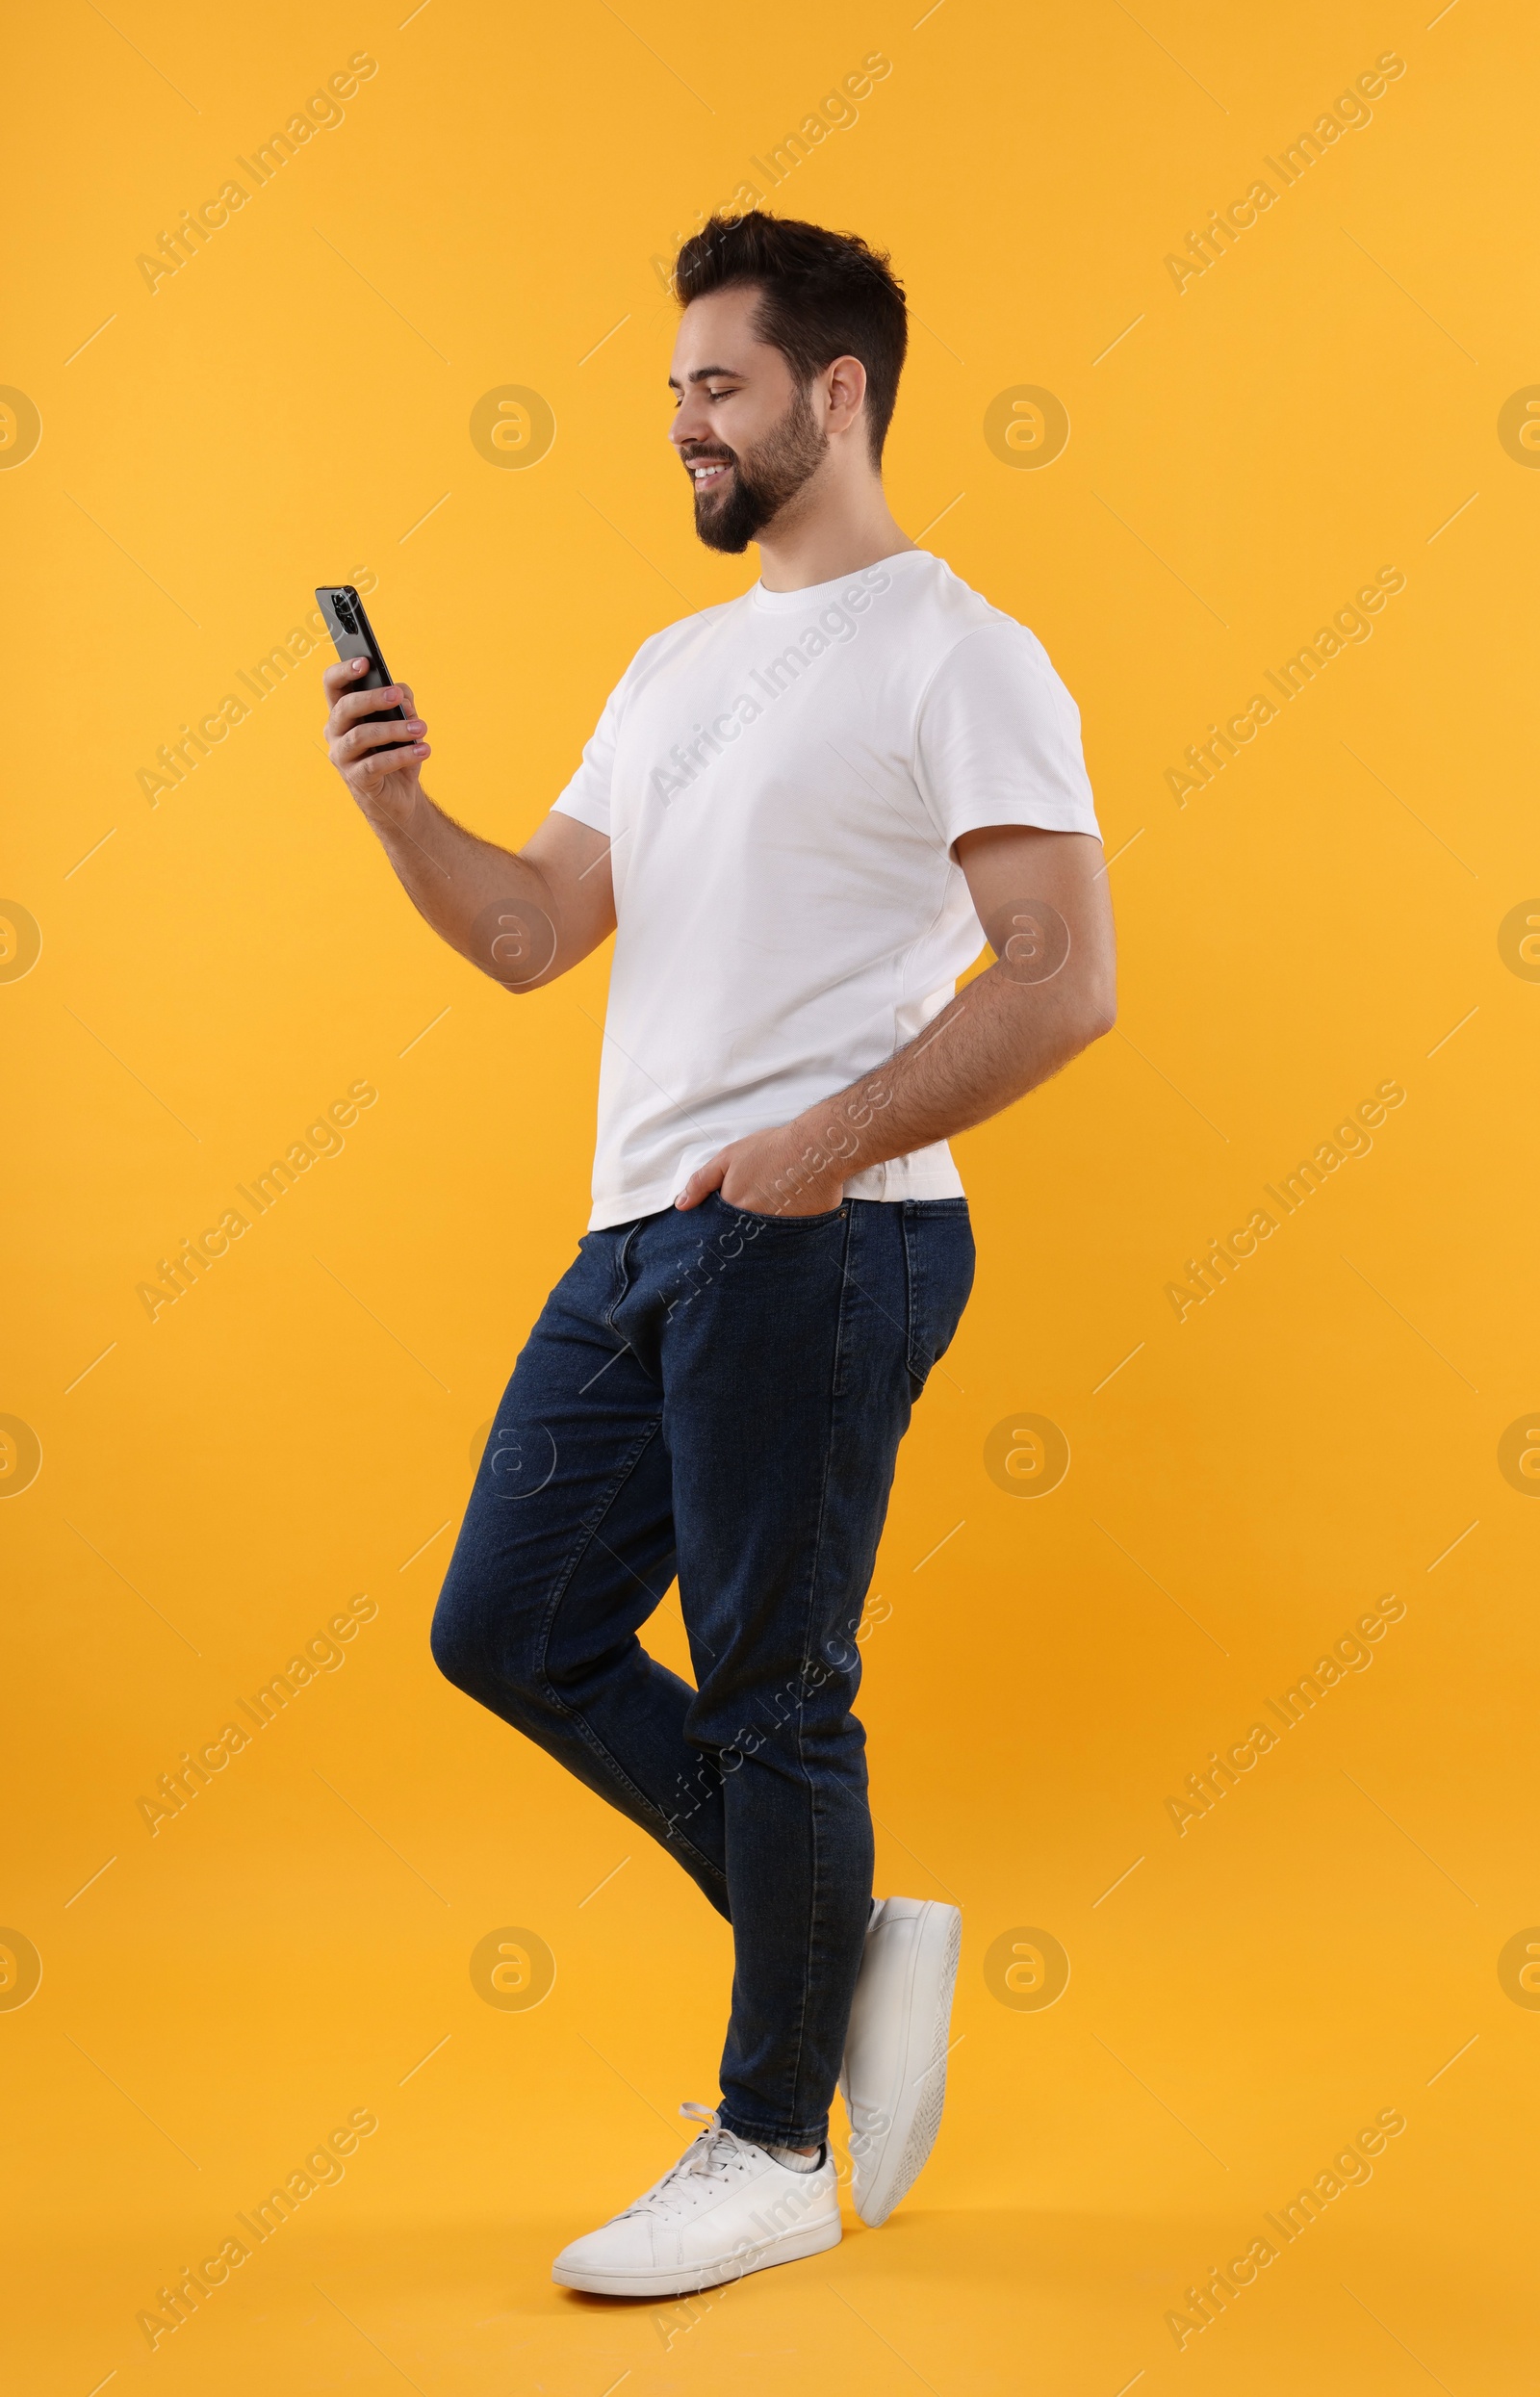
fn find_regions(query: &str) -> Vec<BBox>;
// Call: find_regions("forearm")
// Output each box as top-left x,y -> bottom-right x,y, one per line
675,826 -> 1117,1220
776,956 -> 1111,1203
324,657 -> 612,989
362,786 -> 562,988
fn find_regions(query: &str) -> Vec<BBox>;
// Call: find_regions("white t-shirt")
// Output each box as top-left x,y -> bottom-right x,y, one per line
552,548 -> 1100,1230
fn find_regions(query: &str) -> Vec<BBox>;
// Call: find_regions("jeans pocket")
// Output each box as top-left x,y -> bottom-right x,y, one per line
904,1200 -> 976,1395
708,1193 -> 848,1233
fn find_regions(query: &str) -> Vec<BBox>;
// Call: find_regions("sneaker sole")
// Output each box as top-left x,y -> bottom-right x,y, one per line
846,1901 -> 962,2228
551,2208 -> 841,2298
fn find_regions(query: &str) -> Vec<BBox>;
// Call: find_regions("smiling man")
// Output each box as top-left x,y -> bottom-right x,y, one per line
323,211 -> 1115,2299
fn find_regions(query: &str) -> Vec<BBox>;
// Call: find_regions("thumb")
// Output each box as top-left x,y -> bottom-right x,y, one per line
675,1152 -> 728,1210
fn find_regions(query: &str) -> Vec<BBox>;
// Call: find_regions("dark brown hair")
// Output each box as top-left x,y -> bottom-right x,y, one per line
673,212 -> 908,465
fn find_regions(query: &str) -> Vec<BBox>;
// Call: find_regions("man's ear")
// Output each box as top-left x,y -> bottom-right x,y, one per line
823,353 -> 868,435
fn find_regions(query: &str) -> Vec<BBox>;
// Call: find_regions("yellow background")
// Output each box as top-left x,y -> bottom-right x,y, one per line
5,1 -> 1536,2388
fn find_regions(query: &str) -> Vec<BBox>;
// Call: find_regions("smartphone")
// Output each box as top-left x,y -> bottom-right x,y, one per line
315,585 -> 413,753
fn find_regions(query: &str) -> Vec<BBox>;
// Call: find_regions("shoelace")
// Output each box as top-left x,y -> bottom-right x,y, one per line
624,2101 -> 757,2218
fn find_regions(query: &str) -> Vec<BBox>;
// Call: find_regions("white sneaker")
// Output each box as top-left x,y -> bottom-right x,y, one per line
551,2101 -> 841,2297
838,1896 -> 962,2227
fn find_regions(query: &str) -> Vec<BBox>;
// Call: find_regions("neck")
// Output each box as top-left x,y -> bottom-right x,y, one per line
754,468 -> 916,591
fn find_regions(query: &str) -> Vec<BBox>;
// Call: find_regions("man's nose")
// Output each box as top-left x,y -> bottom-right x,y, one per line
670,399 -> 711,451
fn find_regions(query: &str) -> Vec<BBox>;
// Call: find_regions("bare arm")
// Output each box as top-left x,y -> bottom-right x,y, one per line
322,657 -> 613,989
676,823 -> 1116,1215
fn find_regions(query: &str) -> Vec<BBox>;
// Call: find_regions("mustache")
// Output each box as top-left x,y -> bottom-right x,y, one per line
683,448 -> 736,470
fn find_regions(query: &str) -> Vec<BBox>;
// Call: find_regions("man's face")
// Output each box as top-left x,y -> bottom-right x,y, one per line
668,285 -> 828,554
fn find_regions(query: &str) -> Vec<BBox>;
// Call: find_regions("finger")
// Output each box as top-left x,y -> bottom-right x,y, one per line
674,1155 -> 727,1210
321,657 -> 373,702
330,682 -> 406,730
340,709 -> 428,757
339,733 -> 427,773
345,740 -> 429,788
337,742 -> 428,790
346,742 -> 424,790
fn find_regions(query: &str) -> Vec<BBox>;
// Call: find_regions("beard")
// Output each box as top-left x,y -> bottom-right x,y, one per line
689,383 -> 828,554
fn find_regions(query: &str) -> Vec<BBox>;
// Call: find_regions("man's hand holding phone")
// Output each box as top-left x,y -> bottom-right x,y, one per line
323,658 -> 430,827
315,584 -> 616,992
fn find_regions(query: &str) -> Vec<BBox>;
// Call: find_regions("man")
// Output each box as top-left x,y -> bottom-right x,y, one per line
323,212 -> 1114,2297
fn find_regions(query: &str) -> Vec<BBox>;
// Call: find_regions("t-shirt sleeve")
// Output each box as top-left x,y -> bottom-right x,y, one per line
912,617 -> 1101,849
551,674 -> 626,837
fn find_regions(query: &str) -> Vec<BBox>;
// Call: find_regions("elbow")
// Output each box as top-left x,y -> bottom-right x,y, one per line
1074,981 -> 1117,1047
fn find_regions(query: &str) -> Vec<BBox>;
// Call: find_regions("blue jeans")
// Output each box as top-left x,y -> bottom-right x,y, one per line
430,1193 -> 974,2149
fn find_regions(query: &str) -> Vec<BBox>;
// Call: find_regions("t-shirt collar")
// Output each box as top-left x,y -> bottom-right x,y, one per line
749,548 -> 931,612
